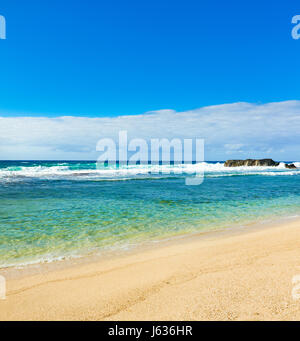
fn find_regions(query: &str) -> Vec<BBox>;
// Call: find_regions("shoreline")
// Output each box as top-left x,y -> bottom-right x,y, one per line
1,217 -> 300,320
2,213 -> 300,280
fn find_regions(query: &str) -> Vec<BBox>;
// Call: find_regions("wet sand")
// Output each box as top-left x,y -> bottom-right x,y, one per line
1,219 -> 300,320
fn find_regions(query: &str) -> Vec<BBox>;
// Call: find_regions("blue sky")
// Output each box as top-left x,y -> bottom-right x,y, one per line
0,0 -> 299,117
0,1 -> 300,160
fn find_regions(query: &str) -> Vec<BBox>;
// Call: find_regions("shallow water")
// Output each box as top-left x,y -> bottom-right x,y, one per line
1,160 -> 300,267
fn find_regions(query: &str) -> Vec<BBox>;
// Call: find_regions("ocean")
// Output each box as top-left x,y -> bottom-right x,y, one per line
1,160 -> 300,268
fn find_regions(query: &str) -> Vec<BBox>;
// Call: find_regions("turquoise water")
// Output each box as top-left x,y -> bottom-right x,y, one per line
1,160 -> 300,267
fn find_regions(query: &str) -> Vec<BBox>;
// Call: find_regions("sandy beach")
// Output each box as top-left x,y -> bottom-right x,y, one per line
1,219 -> 300,321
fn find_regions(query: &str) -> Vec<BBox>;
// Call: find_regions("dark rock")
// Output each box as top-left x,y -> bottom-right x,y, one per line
285,163 -> 297,169
224,159 -> 279,167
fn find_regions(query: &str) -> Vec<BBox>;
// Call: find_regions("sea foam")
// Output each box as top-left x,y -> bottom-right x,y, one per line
0,161 -> 299,182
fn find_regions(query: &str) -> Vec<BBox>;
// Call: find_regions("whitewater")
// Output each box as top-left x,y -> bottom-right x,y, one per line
0,161 -> 299,183
1,160 -> 300,268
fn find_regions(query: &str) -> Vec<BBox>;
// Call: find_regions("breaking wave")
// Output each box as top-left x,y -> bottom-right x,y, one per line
0,161 -> 299,183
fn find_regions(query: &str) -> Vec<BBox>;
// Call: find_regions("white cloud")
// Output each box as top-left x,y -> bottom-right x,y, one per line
1,100 -> 300,160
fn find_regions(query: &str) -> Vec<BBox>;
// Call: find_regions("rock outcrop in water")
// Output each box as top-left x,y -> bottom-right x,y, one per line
285,163 -> 297,169
224,159 -> 279,167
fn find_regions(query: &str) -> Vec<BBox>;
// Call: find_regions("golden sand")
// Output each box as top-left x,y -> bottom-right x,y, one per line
1,220 -> 300,320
